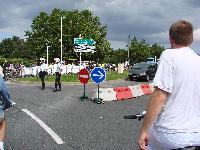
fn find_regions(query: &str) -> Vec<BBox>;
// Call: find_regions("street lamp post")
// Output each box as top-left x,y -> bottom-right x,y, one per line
60,17 -> 63,62
47,46 -> 50,66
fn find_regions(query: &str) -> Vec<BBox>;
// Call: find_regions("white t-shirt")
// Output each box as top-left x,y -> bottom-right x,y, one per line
53,63 -> 62,73
153,47 -> 200,133
39,63 -> 48,72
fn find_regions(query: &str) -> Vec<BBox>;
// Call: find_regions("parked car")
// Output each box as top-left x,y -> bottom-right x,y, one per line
128,62 -> 157,82
146,57 -> 155,63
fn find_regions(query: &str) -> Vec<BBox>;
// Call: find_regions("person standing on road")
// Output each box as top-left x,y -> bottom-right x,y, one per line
53,58 -> 62,92
38,58 -> 48,90
0,66 -> 13,150
2,61 -> 7,80
138,20 -> 200,150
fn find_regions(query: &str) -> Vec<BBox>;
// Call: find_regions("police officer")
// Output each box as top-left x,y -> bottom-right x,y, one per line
38,58 -> 48,90
53,58 -> 62,92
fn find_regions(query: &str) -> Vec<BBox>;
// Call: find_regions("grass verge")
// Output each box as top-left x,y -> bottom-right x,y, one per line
15,70 -> 128,82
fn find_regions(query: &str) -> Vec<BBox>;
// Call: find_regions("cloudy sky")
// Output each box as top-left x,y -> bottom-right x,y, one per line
0,0 -> 200,53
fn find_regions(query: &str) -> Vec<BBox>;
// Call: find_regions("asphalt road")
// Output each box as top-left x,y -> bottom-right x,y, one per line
4,80 -> 150,150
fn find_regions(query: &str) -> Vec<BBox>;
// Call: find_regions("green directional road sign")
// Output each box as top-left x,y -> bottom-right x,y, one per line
74,38 -> 96,46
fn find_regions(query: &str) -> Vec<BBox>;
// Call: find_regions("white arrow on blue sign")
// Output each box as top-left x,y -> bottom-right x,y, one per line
90,67 -> 106,84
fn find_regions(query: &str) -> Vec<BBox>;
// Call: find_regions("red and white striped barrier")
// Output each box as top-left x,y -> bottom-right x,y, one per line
139,84 -> 152,95
128,85 -> 144,97
92,88 -> 117,102
113,87 -> 132,100
92,83 -> 155,102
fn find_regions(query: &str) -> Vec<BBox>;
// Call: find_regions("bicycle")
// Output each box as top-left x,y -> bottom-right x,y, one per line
124,111 -> 200,150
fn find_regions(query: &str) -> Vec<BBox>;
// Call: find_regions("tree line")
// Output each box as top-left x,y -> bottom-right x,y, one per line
0,9 -> 164,66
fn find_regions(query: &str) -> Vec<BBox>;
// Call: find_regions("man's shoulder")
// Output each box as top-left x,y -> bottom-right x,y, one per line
158,49 -> 176,66
160,49 -> 173,59
162,48 -> 174,54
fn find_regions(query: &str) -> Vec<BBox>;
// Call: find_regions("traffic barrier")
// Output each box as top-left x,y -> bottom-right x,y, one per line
128,85 -> 144,97
92,88 -> 117,101
149,83 -> 155,92
113,87 -> 133,100
91,83 -> 154,103
140,84 -> 152,95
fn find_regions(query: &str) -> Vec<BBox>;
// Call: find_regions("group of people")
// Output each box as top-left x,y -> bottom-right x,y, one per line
0,20 -> 200,150
38,58 -> 62,92
2,62 -> 22,80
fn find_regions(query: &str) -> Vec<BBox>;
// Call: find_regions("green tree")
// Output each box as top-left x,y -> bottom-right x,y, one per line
128,36 -> 164,63
107,48 -> 127,64
0,36 -> 32,59
25,9 -> 112,63
150,43 -> 164,59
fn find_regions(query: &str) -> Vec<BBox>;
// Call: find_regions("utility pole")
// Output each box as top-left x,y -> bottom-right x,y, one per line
127,35 -> 131,64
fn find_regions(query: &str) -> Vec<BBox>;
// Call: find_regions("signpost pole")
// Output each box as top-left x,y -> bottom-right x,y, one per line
97,84 -> 100,99
80,52 -> 82,69
80,83 -> 88,101
93,83 -> 103,104
84,84 -> 86,98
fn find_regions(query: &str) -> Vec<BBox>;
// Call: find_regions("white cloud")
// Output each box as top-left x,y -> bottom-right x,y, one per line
194,28 -> 200,42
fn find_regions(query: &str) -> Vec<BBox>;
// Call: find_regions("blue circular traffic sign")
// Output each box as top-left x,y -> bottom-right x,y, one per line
90,67 -> 106,84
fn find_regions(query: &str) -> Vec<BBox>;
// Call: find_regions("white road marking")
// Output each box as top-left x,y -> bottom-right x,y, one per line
22,109 -> 65,145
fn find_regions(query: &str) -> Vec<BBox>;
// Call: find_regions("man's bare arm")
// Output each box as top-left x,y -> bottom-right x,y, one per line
141,87 -> 167,132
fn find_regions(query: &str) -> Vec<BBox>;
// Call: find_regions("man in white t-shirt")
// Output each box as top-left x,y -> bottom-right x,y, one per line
138,20 -> 200,150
